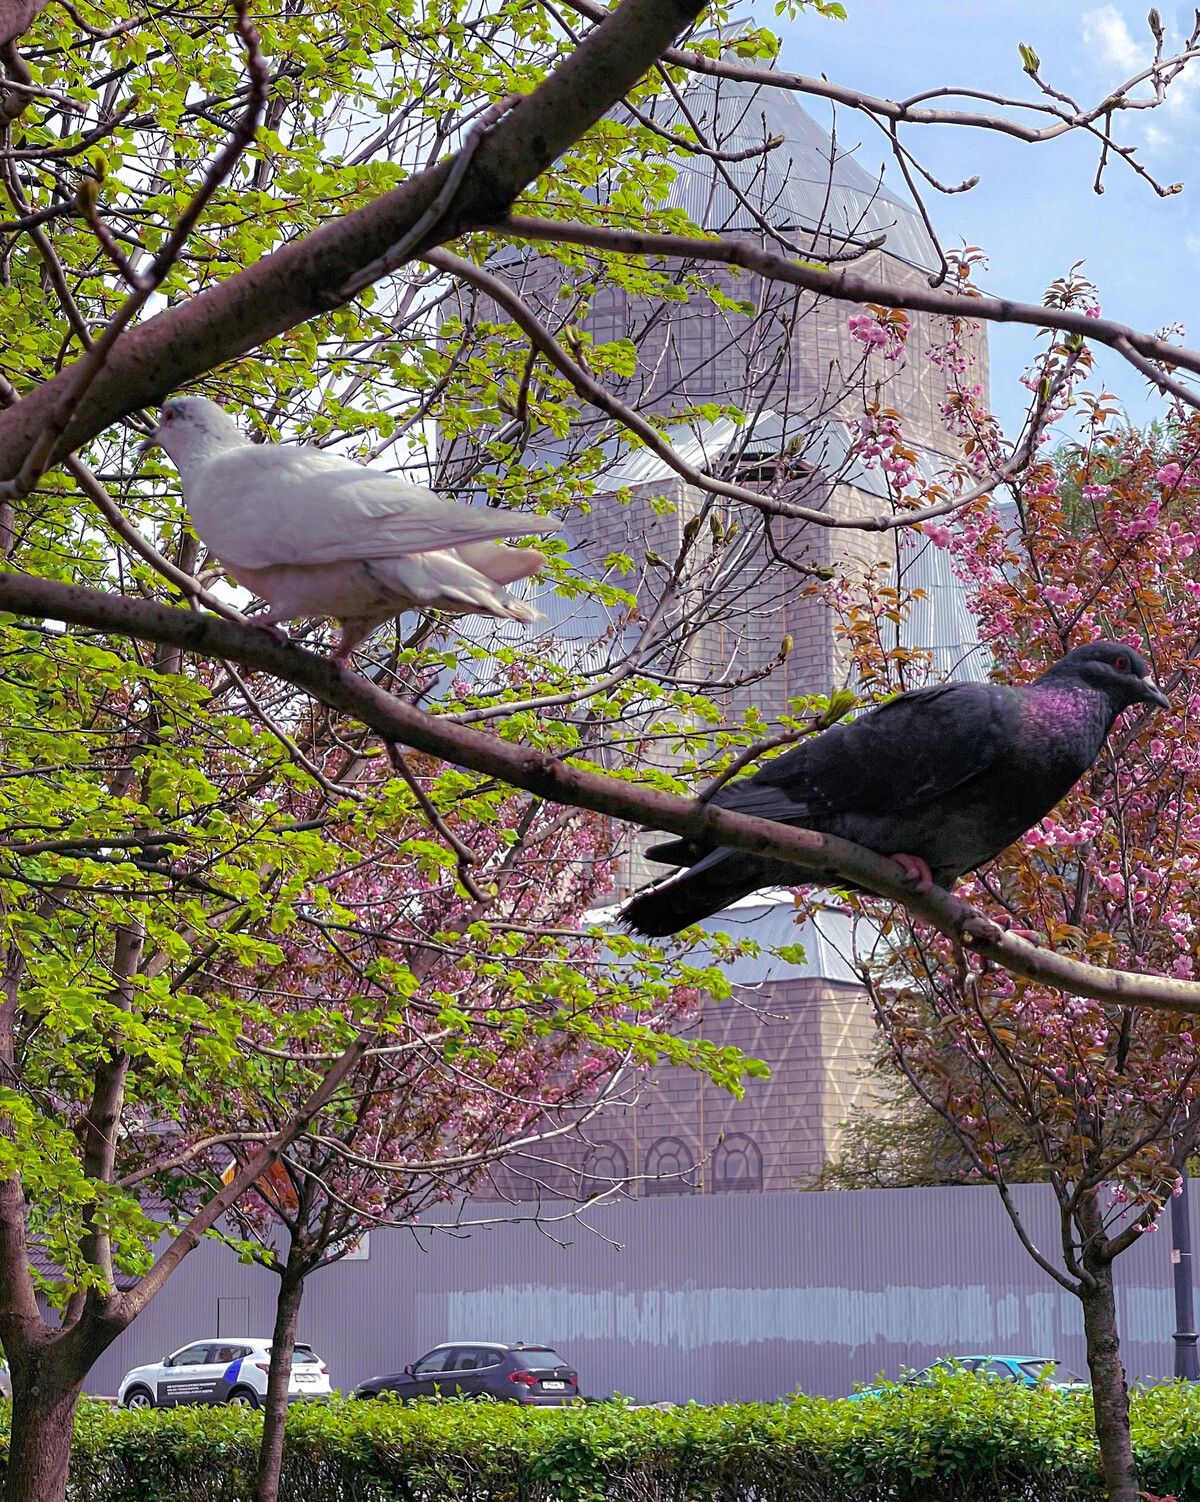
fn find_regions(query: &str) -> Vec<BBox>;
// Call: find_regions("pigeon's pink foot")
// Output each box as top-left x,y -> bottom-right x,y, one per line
891,853 -> 934,894
331,620 -> 372,673
999,917 -> 1041,944
249,618 -> 291,647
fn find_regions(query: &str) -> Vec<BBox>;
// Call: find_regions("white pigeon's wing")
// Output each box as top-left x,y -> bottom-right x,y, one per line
184,444 -> 561,570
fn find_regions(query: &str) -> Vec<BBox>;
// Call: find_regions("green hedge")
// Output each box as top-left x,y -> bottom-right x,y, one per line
4,1374 -> 1200,1501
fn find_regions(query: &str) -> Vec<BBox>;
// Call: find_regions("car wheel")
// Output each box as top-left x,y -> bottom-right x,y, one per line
227,1387 -> 260,1409
123,1387 -> 154,1411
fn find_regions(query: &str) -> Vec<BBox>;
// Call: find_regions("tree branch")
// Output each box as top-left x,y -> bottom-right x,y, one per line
498,215 -> 1200,411
0,0 -> 713,482
3,570 -> 1200,1015
428,246 -> 1016,529
560,0 -> 1199,160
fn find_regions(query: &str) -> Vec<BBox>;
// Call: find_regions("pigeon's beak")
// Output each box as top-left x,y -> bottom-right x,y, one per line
136,429 -> 160,460
1141,680 -> 1171,710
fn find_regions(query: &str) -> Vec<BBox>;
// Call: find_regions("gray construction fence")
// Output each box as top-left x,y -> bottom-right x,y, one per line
84,1184 -> 1192,1404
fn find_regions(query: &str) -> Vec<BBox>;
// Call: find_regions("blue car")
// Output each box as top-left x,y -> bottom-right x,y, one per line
848,1354 -> 1089,1400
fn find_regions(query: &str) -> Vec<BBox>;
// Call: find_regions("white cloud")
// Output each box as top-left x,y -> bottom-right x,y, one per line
1080,5 -> 1146,74
1078,6 -> 1199,151
1165,59 -> 1200,112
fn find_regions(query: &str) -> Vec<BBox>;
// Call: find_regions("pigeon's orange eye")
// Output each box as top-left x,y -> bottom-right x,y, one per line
1115,654 -> 1130,671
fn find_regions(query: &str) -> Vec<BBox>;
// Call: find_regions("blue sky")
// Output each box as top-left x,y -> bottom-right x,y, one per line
778,2 -> 1200,439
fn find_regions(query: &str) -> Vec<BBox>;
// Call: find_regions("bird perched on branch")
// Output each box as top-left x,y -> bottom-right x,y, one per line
143,396 -> 561,665
621,641 -> 1170,938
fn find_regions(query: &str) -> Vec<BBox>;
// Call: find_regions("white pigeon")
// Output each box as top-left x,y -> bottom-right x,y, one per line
143,396 -> 562,665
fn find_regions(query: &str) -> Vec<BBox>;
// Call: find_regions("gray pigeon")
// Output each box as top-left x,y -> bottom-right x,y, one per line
621,641 -> 1170,937
143,396 -> 562,664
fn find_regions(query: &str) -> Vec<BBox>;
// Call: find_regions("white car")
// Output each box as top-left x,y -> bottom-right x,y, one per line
118,1337 -> 331,1409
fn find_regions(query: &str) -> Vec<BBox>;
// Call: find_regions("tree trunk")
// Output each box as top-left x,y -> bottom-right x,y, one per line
3,1371 -> 83,1502
255,1264 -> 306,1502
1080,1267 -> 1139,1501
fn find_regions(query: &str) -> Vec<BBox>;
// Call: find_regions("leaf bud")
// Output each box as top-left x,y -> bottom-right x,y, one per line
74,176 -> 100,217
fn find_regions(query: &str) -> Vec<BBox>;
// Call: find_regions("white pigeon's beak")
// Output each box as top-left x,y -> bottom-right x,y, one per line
136,429 -> 161,460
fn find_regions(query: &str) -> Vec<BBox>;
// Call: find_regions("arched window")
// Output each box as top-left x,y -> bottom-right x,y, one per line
712,1133 -> 763,1192
644,1136 -> 696,1195
582,1141 -> 629,1188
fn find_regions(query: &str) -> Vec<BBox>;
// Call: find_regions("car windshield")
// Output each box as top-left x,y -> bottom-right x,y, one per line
264,1343 -> 321,1365
516,1348 -> 566,1369
917,1359 -> 984,1378
1017,1359 -> 1085,1383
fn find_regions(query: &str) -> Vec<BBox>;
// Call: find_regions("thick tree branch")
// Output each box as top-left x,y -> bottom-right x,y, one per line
0,0 -> 711,482
2,571 -> 1199,1015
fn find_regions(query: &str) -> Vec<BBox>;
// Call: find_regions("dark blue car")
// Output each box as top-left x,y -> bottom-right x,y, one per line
353,1340 -> 580,1405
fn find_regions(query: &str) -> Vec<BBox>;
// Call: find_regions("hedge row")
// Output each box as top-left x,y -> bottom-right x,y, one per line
5,1373 -> 1200,1501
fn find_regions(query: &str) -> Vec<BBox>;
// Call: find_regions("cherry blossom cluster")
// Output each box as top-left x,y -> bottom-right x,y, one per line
827,256 -> 1200,1237
847,306 -> 909,362
846,408 -> 921,492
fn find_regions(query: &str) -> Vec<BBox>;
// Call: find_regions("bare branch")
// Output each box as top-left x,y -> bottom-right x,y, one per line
387,745 -> 486,901
429,246 -> 1010,530
61,452 -> 249,624
561,0 -> 1198,174
220,656 -> 364,804
622,90 -> 784,162
499,215 -> 1200,412
333,91 -> 522,306
696,723 -> 819,805
117,1132 -> 276,1191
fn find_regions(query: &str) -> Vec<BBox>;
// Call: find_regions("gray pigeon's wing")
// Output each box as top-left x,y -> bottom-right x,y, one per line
712,682 -> 1021,825
188,445 -> 561,570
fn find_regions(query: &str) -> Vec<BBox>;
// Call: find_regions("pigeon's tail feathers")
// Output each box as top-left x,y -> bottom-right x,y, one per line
454,542 -> 548,587
500,596 -> 545,624
368,552 -> 544,623
619,849 -> 773,937
644,837 -> 706,866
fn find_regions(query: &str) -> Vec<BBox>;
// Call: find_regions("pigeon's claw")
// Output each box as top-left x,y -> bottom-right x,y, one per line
998,916 -> 1042,944
248,618 -> 291,647
891,853 -> 934,894
331,619 -> 373,672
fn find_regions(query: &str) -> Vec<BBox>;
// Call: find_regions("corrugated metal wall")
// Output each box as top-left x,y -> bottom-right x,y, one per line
84,1184 -> 1191,1404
